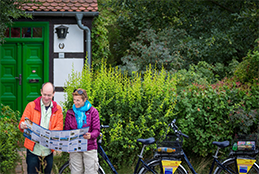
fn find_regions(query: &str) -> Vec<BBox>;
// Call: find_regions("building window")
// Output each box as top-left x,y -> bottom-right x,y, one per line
33,28 -> 42,38
11,28 -> 20,37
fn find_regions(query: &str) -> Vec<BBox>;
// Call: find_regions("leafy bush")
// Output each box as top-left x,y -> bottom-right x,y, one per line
234,50 -> 259,83
229,108 -> 257,134
0,104 -> 22,173
174,74 -> 259,157
63,61 -> 177,167
174,83 -> 235,156
175,61 -> 238,92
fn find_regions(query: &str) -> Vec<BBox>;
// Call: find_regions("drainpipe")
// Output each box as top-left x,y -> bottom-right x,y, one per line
26,11 -> 99,70
76,13 -> 91,69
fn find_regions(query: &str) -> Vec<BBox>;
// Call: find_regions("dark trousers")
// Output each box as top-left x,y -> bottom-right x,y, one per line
26,149 -> 53,174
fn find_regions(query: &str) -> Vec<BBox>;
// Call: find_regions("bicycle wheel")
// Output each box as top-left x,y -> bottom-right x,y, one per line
138,158 -> 187,174
58,161 -> 105,174
59,161 -> 69,174
214,158 -> 259,174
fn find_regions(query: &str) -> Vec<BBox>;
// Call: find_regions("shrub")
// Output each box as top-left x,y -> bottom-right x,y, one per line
174,75 -> 259,157
229,108 -> 257,134
63,61 -> 177,168
174,83 -> 235,156
0,104 -> 22,173
234,50 -> 259,83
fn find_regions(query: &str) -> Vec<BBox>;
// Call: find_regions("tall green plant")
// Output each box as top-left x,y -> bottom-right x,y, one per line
63,61 -> 177,168
0,104 -> 22,173
91,15 -> 111,71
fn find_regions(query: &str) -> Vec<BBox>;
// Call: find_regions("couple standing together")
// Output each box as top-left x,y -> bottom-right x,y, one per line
19,82 -> 100,174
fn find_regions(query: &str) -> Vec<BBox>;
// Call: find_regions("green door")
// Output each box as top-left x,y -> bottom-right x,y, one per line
0,22 -> 49,115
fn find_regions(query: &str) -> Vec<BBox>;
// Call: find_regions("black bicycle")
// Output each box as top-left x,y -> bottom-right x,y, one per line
59,125 -> 158,174
138,119 -> 259,174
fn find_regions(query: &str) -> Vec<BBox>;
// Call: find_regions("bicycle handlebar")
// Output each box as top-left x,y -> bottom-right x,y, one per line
170,119 -> 189,139
101,125 -> 109,129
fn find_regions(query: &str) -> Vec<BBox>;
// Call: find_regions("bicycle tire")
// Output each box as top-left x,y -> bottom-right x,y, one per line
58,161 -> 106,174
138,158 -> 187,174
214,157 -> 259,174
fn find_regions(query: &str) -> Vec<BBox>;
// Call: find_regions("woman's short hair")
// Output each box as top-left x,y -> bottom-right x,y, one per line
72,88 -> 88,100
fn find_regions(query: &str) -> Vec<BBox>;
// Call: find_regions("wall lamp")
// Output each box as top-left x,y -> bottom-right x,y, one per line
55,25 -> 69,39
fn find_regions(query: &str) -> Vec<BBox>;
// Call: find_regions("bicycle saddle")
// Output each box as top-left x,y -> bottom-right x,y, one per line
137,137 -> 156,145
212,141 -> 229,148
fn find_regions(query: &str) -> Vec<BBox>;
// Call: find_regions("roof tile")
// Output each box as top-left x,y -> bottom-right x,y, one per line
21,0 -> 98,12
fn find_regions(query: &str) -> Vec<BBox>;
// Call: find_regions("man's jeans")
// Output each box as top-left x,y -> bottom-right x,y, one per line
26,149 -> 53,174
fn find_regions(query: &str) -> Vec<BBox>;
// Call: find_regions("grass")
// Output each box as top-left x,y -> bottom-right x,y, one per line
52,151 -> 221,174
18,148 -> 259,174
98,148 -> 226,174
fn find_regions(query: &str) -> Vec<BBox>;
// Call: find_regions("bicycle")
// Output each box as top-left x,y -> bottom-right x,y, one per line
59,125 -> 158,174
138,119 -> 259,174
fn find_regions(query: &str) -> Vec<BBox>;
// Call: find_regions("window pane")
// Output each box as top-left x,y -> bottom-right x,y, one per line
4,28 -> 10,37
22,28 -> 31,38
33,28 -> 42,38
11,28 -> 20,38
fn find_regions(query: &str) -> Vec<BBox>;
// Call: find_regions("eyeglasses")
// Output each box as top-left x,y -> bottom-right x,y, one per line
73,89 -> 86,97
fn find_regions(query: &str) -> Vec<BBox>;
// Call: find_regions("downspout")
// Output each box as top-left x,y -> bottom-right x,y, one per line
26,11 -> 99,69
76,13 -> 91,69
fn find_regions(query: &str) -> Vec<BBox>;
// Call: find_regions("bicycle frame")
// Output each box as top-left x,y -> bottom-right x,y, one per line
98,143 -> 158,174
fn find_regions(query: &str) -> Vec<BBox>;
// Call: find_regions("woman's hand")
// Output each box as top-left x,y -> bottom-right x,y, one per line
83,133 -> 91,139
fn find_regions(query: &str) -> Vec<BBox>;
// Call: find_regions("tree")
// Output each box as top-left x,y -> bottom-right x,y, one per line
107,0 -> 259,70
0,0 -> 32,43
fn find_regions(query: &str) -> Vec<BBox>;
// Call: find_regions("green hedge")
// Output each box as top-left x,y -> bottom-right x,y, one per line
63,62 -> 177,167
0,104 -> 22,173
62,60 -> 259,168
174,74 -> 259,157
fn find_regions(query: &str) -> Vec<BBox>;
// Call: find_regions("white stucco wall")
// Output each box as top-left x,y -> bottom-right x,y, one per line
53,58 -> 84,86
54,92 -> 67,111
53,24 -> 85,107
53,58 -> 84,106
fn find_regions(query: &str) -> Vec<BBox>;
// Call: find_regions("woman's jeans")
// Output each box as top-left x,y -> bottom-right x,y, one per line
26,149 -> 53,174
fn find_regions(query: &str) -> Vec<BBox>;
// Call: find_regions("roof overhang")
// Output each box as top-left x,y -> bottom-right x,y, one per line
26,11 -> 99,17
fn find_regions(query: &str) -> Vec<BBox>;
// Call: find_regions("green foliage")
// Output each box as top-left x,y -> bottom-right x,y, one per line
107,0 -> 259,70
91,0 -> 122,69
91,15 -> 111,71
63,61 -> 177,168
174,72 -> 259,157
229,108 -> 257,134
234,50 -> 259,83
0,104 -> 22,173
0,0 -> 32,43
175,61 -> 238,92
120,28 -> 200,73
175,83 -> 234,156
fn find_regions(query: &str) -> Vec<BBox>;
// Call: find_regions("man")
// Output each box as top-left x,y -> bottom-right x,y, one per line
19,82 -> 63,174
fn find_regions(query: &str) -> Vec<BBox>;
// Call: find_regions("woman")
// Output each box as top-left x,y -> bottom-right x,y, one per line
64,88 -> 100,174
